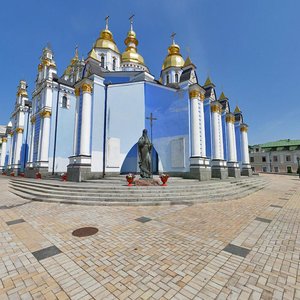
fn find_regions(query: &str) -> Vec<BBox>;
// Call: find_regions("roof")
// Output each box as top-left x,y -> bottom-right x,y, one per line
260,139 -> 300,148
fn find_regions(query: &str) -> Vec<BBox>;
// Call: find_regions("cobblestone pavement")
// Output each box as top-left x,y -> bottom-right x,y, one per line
0,174 -> 299,300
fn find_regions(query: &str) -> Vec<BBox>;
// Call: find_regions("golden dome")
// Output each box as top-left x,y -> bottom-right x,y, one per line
71,47 -> 79,65
94,28 -> 120,54
121,29 -> 145,65
162,42 -> 184,70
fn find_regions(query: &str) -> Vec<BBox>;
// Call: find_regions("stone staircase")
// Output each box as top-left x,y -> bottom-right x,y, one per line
9,176 -> 269,206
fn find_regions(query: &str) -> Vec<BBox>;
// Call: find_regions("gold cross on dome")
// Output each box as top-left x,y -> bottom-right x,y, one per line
129,14 -> 135,30
171,32 -> 176,44
105,16 -> 109,29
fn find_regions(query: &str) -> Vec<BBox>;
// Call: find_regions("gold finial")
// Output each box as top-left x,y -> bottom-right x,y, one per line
234,105 -> 241,113
219,91 -> 227,100
105,16 -> 109,30
204,76 -> 212,86
129,14 -> 135,31
183,56 -> 193,67
171,32 -> 176,45
75,45 -> 78,58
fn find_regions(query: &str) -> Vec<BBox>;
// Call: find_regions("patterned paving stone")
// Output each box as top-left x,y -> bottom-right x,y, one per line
254,217 -> 272,223
135,216 -> 152,223
270,204 -> 283,208
223,244 -> 250,258
0,174 -> 300,299
32,245 -> 62,261
6,218 -> 25,226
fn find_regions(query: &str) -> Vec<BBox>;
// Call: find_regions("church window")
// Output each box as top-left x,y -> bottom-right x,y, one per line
175,73 -> 179,83
113,58 -> 116,70
166,74 -> 170,84
62,95 -> 68,108
100,55 -> 105,68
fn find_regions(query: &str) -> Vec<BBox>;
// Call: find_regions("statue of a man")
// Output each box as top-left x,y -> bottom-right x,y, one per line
138,129 -> 152,178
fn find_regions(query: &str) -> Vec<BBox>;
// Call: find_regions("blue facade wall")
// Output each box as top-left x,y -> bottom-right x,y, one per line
235,123 -> 242,163
19,111 -> 31,171
33,115 -> 40,162
48,88 -> 76,173
100,81 -> 145,173
222,113 -> 228,161
144,82 -> 190,172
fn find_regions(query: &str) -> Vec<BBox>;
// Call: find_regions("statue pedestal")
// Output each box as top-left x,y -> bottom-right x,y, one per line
134,178 -> 160,186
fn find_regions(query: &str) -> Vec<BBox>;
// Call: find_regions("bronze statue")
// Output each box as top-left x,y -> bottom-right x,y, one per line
138,129 -> 152,178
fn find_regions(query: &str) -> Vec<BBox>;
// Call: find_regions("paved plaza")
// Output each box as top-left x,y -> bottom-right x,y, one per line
0,174 -> 300,300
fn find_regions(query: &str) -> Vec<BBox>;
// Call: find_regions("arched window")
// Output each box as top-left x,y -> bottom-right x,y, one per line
166,74 -> 170,84
100,55 -> 105,68
175,73 -> 179,83
62,95 -> 68,108
113,58 -> 116,71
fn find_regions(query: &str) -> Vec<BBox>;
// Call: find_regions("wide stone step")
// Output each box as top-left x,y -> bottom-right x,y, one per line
10,185 -> 265,206
9,180 -> 266,198
10,177 -> 264,191
10,183 -> 266,203
9,176 -> 269,206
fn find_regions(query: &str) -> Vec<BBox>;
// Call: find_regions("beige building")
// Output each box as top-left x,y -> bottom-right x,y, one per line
249,139 -> 300,173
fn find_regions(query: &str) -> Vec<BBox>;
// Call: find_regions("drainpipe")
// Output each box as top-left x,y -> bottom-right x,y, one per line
52,79 -> 60,175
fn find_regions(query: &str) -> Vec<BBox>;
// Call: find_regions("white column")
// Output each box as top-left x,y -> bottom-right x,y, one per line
0,137 -> 7,167
211,102 -> 223,159
189,88 -> 206,157
189,90 -> 201,157
79,83 -> 92,156
39,111 -> 51,163
240,124 -> 250,164
14,128 -> 24,166
73,87 -> 80,155
28,117 -> 35,165
226,114 -> 237,162
199,99 -> 206,157
8,133 -> 14,166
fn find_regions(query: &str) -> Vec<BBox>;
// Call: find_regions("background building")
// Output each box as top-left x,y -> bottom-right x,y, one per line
249,139 -> 300,173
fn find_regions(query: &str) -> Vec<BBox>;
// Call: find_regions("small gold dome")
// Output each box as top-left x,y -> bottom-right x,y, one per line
162,43 -> 184,70
121,29 -> 145,65
94,28 -> 120,54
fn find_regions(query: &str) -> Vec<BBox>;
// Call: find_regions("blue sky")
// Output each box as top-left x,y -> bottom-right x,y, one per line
0,0 -> 299,145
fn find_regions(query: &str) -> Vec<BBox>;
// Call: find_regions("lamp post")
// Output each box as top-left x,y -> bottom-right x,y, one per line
297,157 -> 300,178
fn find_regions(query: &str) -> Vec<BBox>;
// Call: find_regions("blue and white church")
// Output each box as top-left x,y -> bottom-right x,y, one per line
0,17 -> 252,181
